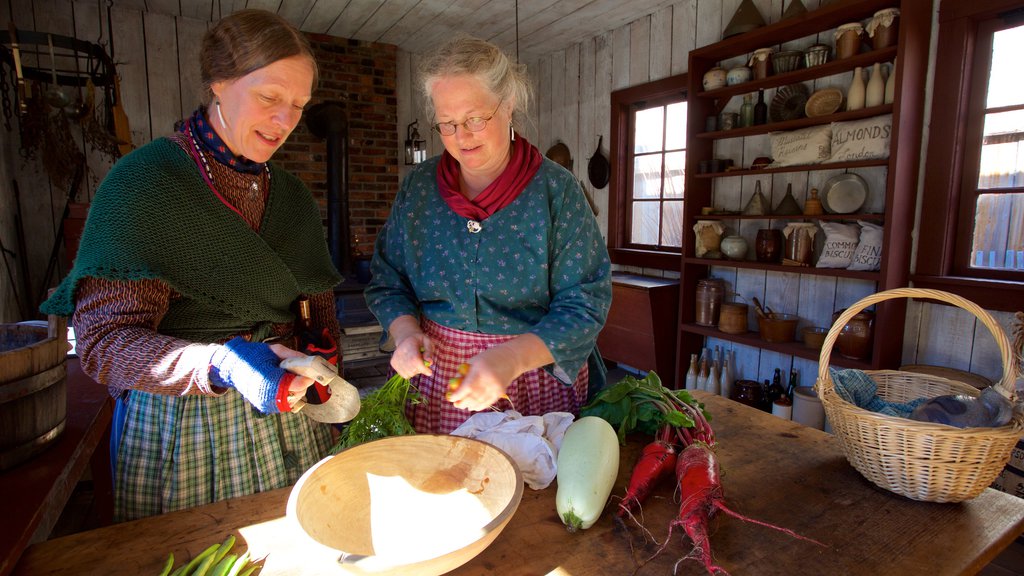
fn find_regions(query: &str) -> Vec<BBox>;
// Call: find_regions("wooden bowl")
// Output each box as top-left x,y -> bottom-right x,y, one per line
287,434 -> 524,575
758,313 -> 799,343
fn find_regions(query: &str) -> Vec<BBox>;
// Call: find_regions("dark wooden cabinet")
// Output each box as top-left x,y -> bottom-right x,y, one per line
676,0 -> 932,386
597,274 -> 679,379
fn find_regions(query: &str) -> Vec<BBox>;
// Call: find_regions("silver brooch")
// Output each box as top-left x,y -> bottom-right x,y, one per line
466,220 -> 482,234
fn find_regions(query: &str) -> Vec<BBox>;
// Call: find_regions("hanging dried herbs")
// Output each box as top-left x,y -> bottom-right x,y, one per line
16,80 -> 120,191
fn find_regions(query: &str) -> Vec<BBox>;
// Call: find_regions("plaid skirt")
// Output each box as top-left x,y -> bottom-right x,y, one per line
407,319 -> 589,434
113,388 -> 333,522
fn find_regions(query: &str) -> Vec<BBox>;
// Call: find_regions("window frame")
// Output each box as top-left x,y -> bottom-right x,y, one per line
911,0 -> 1024,311
608,74 -> 688,271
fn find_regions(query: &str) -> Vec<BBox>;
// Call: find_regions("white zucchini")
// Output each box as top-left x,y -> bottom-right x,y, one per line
555,416 -> 620,532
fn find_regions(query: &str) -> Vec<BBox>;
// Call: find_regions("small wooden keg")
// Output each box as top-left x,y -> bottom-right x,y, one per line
718,303 -> 749,334
0,315 -> 69,470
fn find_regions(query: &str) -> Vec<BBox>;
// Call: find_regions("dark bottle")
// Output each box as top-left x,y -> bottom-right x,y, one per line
753,88 -> 768,125
766,368 -> 786,406
787,369 -> 799,401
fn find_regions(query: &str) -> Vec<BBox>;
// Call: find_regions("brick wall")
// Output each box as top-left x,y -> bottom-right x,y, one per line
275,34 -> 398,259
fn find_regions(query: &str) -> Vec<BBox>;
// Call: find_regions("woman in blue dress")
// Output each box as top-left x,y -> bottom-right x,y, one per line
365,36 -> 612,434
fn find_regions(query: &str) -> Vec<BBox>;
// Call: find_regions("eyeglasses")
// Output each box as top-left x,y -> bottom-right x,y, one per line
432,101 -> 502,136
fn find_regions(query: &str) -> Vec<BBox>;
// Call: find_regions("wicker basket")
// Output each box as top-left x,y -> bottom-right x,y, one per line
816,288 -> 1023,503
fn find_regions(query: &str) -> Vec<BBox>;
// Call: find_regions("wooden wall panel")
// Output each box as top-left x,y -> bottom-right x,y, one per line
144,12 -> 180,140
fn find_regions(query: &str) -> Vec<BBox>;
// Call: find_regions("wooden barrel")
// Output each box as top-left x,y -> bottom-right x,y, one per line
0,316 -> 69,470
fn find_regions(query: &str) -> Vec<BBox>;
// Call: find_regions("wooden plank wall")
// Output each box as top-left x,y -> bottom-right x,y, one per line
394,0 -> 1019,388
0,0 -> 1017,387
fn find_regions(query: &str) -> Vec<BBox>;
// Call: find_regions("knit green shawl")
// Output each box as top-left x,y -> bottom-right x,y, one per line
41,137 -> 342,343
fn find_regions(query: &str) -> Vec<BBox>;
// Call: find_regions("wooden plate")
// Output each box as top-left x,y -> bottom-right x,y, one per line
769,83 -> 810,122
805,88 -> 844,117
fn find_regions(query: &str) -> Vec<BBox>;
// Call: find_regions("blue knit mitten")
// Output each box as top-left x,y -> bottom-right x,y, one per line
210,337 -> 289,414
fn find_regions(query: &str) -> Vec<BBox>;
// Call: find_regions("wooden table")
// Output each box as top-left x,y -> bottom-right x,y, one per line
14,392 -> 1024,575
1,358 -> 113,576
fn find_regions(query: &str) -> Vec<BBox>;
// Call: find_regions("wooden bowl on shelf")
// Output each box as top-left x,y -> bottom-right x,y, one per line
801,326 -> 829,350
758,314 -> 799,343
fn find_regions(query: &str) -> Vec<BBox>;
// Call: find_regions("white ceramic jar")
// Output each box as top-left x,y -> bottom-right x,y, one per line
726,65 -> 752,86
720,235 -> 749,260
703,66 -> 728,90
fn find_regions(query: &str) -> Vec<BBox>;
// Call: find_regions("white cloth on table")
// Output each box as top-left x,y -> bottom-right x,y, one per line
451,410 -> 575,490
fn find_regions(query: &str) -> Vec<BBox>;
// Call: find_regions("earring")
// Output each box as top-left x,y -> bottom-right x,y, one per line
215,100 -> 228,129
510,123 -> 515,141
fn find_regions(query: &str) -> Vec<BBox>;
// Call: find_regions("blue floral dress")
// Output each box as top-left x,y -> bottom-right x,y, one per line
366,156 -> 612,430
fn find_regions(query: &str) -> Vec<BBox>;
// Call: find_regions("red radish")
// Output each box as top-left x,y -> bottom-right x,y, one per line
661,442 -> 825,575
616,428 -> 677,522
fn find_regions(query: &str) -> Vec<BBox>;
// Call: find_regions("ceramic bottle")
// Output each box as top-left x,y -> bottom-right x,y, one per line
884,58 -> 897,104
685,353 -> 699,390
846,66 -> 865,111
697,356 -> 710,391
707,361 -> 721,395
865,62 -> 885,107
721,351 -> 734,399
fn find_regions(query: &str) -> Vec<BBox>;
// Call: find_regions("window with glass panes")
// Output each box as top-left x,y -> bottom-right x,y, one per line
967,21 -> 1024,273
628,100 -> 687,249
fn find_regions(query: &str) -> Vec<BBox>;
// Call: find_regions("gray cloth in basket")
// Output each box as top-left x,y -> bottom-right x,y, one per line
830,368 -> 928,418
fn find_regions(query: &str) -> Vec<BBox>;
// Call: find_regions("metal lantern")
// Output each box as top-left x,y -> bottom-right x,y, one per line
405,120 -> 425,165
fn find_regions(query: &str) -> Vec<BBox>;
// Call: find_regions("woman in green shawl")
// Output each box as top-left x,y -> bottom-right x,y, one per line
41,9 -> 342,521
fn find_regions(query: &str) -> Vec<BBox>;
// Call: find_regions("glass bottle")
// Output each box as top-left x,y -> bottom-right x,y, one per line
766,368 -> 785,406
685,353 -> 699,390
787,369 -> 799,401
740,93 -> 755,127
753,88 -> 768,125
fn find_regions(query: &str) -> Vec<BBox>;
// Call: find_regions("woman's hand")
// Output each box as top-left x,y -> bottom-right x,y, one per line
388,315 -> 434,379
447,347 -> 516,412
448,334 -> 554,412
268,343 -> 316,394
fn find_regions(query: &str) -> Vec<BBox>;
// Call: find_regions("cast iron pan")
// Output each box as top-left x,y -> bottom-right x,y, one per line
588,136 -> 610,189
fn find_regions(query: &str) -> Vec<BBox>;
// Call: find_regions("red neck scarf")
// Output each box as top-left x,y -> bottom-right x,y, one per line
436,136 -> 543,221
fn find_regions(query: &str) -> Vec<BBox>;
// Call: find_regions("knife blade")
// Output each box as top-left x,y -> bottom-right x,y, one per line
279,355 -> 361,423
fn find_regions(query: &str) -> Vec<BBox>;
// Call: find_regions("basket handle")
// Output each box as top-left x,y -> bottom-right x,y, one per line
816,288 -> 1018,401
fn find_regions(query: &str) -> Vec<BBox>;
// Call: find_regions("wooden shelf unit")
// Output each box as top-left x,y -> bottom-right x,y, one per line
675,0 -> 933,387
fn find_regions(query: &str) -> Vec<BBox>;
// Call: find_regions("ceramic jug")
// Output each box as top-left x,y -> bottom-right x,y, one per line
832,309 -> 875,361
755,228 -> 784,263
721,235 -> 749,260
730,379 -> 765,410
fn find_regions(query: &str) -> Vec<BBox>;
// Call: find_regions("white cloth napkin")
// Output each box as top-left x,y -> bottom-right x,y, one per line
451,410 -> 575,490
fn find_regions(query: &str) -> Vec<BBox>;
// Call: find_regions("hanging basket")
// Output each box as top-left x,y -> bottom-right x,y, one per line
816,287 -> 1023,503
